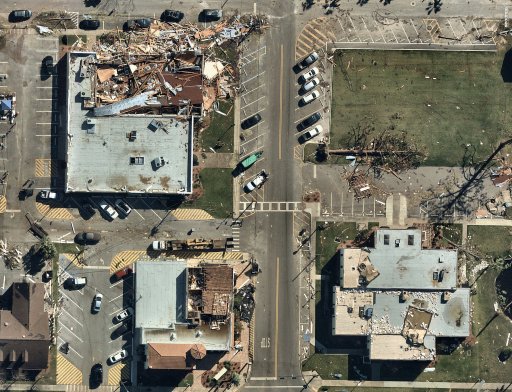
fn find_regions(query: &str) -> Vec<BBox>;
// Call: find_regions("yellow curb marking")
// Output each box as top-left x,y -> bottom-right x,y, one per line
56,353 -> 82,385
172,208 -> 214,220
0,195 -> 6,213
35,202 -> 74,220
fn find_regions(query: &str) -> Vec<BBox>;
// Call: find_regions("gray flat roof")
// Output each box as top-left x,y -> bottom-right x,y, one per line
135,261 -> 188,329
341,229 -> 458,290
371,289 -> 470,337
65,52 -> 193,194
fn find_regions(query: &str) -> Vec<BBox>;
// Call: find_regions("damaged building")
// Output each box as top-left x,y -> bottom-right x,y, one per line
135,261 -> 233,371
65,51 -> 196,194
332,228 -> 470,361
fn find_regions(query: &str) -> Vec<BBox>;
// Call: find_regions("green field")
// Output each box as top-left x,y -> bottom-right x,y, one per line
467,225 -> 512,258
331,50 -> 512,166
199,99 -> 234,153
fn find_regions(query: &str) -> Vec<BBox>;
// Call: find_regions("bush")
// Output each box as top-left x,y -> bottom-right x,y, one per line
231,372 -> 241,386
499,347 -> 512,362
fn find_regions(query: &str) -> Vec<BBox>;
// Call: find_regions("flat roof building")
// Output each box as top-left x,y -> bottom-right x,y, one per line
65,52 -> 194,194
333,228 -> 470,362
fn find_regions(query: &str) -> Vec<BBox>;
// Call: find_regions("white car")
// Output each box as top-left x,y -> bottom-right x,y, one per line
299,67 -> 319,83
38,190 -> 62,201
108,349 -> 128,365
99,200 -> 118,220
298,125 -> 323,144
92,293 -> 103,313
244,170 -> 269,193
297,51 -> 319,70
115,199 -> 132,216
301,77 -> 320,93
114,307 -> 133,323
300,90 -> 320,106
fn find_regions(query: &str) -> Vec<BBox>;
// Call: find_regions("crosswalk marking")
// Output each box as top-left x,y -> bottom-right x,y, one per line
240,201 -> 302,212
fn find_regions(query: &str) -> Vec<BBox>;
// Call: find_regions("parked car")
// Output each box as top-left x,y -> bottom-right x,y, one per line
99,200 -> 118,220
42,270 -> 52,282
299,67 -> 319,84
113,267 -> 133,281
297,112 -> 321,131
244,170 -> 269,193
201,9 -> 222,21
111,322 -> 131,340
38,190 -> 62,201
298,125 -> 323,144
79,19 -> 100,30
124,18 -> 151,30
42,56 -> 53,73
161,10 -> 184,22
74,232 -> 101,245
9,10 -> 32,22
114,307 -> 133,323
91,363 -> 103,385
300,90 -> 320,106
81,203 -> 96,217
301,77 -> 320,93
108,349 -> 128,365
114,199 -> 132,216
92,293 -> 103,313
296,51 -> 319,71
64,277 -> 87,290
241,113 -> 262,130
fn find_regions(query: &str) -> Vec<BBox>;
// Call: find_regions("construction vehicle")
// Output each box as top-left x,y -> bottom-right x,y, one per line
152,237 -> 234,251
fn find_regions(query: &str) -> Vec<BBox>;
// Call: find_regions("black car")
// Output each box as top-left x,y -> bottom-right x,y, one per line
241,113 -> 262,130
91,363 -> 103,386
111,322 -> 131,340
74,232 -> 101,245
201,9 -> 222,21
9,10 -> 32,22
125,18 -> 152,30
79,19 -> 100,30
42,56 -> 53,74
81,203 -> 96,218
161,10 -> 184,22
297,112 -> 321,131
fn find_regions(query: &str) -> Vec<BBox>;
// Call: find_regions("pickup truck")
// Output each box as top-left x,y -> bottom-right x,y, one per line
243,170 -> 268,193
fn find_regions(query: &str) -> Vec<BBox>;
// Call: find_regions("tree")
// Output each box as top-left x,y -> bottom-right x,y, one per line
39,237 -> 57,260
499,347 -> 512,362
231,373 -> 241,386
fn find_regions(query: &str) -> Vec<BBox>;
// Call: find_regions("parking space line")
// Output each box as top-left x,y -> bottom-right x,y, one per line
390,28 -> 399,43
138,199 -> 162,220
347,15 -> 362,42
60,322 -> 84,343
294,110 -> 320,124
109,293 -> 124,303
372,20 -> 387,43
409,19 -> 422,43
60,291 -> 83,310
242,71 -> 266,86
57,337 -> 83,359
61,308 -> 83,327
36,110 -> 59,113
36,98 -> 54,101
241,84 -> 264,98
399,21 -> 411,43
361,17 -> 375,43
241,96 -> 265,110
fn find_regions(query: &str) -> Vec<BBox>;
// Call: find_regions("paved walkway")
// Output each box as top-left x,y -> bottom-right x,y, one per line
303,372 -> 512,391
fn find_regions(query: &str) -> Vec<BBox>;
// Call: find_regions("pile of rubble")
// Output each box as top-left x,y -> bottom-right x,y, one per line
0,240 -> 22,270
79,15 -> 268,116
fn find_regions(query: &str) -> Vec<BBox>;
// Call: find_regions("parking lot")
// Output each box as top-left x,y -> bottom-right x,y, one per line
295,15 -> 499,60
57,254 -> 132,386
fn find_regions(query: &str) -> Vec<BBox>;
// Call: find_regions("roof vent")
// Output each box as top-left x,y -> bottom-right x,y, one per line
170,333 -> 176,341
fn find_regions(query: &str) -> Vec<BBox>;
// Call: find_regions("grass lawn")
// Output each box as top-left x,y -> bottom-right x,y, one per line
434,223 -> 463,246
200,99 -> 234,153
331,50 -> 512,166
303,354 -> 348,379
467,225 -> 512,258
184,168 -> 233,219
315,221 -> 358,272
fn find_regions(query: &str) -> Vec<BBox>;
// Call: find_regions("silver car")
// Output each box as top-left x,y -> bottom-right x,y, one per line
92,293 -> 103,313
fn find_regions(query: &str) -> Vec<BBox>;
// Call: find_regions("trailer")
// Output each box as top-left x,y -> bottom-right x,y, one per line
152,237 -> 234,251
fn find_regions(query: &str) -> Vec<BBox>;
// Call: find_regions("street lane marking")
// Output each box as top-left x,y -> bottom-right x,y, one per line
274,256 -> 279,378
278,45 -> 283,160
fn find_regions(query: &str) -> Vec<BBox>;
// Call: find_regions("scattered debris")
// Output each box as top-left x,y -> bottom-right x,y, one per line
0,240 -> 22,270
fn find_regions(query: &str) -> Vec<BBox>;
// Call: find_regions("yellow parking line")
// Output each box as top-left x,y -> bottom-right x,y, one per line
111,250 -> 147,273
172,208 -> 214,220
108,363 -> 126,386
35,158 -> 56,177
0,196 -> 6,213
35,202 -> 74,220
303,28 -> 328,44
61,253 -> 84,268
56,353 -> 82,385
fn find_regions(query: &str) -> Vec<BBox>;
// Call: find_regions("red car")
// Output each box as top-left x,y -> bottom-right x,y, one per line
114,267 -> 133,280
